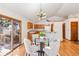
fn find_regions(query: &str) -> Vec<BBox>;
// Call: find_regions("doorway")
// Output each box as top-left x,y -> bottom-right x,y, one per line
71,22 -> 78,41
62,23 -> 65,39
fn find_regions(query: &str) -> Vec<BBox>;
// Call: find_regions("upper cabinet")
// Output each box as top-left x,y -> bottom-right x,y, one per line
27,21 -> 45,29
27,21 -> 53,32
27,21 -> 33,29
34,24 -> 45,29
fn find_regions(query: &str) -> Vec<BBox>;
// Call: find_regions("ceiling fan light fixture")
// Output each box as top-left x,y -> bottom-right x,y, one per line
37,4 -> 47,20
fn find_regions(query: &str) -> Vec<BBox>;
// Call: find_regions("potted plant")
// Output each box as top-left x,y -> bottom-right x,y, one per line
40,32 -> 45,37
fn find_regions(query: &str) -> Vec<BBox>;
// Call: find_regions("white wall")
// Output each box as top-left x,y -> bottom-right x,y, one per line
21,18 -> 27,43
65,18 -> 79,40
53,22 -> 63,41
65,20 -> 71,40
0,6 -> 21,19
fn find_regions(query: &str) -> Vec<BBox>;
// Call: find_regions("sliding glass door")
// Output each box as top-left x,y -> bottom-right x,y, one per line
0,16 -> 21,56
12,20 -> 21,49
0,18 -> 12,55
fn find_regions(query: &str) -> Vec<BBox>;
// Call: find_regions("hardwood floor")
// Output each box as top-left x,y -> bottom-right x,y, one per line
7,39 -> 79,56
59,39 -> 79,56
7,44 -> 26,56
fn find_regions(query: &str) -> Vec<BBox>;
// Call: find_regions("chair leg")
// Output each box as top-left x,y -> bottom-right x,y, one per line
29,54 -> 30,56
26,53 -> 30,56
26,53 -> 27,56
37,51 -> 40,56
43,52 -> 44,56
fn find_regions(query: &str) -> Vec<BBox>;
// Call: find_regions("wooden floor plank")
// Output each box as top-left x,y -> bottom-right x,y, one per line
7,39 -> 79,56
7,44 -> 26,56
59,39 -> 79,56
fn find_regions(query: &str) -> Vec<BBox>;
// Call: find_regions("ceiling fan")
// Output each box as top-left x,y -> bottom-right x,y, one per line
37,3 -> 47,20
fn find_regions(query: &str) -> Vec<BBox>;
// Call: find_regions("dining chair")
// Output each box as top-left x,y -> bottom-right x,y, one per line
45,32 -> 55,42
43,39 -> 60,56
23,38 -> 38,56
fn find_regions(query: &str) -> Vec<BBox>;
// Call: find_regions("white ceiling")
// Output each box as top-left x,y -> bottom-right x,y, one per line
0,3 -> 79,20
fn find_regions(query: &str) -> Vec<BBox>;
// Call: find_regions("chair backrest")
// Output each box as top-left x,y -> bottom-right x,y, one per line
23,39 -> 31,54
45,32 -> 60,56
48,39 -> 60,56
45,32 -> 55,42
32,34 -> 39,42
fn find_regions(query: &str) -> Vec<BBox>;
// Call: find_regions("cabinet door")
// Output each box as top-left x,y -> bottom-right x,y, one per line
34,24 -> 45,29
27,22 -> 33,29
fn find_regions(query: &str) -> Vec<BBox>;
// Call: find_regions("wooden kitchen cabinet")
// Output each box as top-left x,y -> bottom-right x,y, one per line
27,22 -> 33,29
27,22 -> 46,29
28,32 -> 33,42
34,24 -> 45,29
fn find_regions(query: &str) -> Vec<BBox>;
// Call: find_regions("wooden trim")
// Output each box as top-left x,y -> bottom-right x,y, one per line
19,21 -> 22,43
51,24 -> 53,32
0,14 -> 21,22
62,23 -> 65,39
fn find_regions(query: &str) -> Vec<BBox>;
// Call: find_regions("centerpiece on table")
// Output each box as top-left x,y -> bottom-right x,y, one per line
39,32 -> 49,47
39,32 -> 46,47
39,32 -> 46,41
